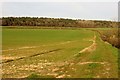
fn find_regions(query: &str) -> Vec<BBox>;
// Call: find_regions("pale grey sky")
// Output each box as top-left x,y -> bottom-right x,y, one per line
2,2 -> 118,21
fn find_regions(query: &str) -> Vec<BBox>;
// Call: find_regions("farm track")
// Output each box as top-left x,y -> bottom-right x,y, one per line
50,35 -> 98,78
2,40 -> 78,63
53,34 -> 115,78
79,34 -> 96,53
2,48 -> 62,64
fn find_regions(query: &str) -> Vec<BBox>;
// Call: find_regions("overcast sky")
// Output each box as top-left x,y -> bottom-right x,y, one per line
1,1 -> 119,21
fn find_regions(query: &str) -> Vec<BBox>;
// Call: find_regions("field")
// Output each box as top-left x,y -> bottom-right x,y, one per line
2,28 -> 118,78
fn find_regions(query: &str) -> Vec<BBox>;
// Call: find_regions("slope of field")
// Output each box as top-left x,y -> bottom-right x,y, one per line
2,28 -> 118,78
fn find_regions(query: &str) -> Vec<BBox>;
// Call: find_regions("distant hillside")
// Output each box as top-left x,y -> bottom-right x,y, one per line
1,17 -> 118,28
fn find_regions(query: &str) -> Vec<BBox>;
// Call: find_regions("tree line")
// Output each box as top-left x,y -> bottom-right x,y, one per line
1,17 -> 118,28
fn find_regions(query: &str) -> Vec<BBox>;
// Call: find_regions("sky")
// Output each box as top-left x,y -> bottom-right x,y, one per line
1,0 -> 119,21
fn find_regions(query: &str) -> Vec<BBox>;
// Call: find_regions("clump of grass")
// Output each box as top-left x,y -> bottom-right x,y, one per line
26,73 -> 55,80
88,63 -> 99,69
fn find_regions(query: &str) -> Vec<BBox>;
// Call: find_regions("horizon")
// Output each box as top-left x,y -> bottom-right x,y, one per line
1,16 -> 118,22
